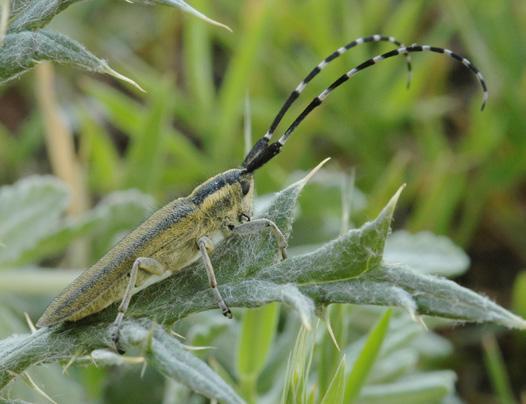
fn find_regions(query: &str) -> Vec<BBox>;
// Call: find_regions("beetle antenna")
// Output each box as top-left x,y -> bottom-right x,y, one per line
244,44 -> 487,172
265,35 -> 411,141
242,34 -> 411,168
278,44 -> 487,147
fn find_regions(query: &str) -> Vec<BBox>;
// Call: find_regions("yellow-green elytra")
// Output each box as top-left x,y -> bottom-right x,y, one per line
37,169 -> 254,327
37,35 -> 487,349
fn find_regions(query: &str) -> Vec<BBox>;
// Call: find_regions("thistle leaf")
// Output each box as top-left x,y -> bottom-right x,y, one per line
9,0 -> 79,32
0,176 -> 68,266
0,30 -> 141,89
120,321 -> 244,404
384,231 -> 470,277
356,371 -> 456,404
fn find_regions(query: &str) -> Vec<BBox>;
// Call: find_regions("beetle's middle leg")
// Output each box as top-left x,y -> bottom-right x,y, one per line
110,257 -> 165,351
197,236 -> 232,319
229,218 -> 288,259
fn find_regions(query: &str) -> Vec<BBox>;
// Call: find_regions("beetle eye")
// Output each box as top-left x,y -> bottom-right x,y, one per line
240,179 -> 250,196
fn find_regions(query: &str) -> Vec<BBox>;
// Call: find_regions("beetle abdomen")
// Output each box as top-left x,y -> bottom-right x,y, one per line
36,198 -> 201,327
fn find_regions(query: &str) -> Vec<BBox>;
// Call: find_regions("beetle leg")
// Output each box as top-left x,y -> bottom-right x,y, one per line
197,236 -> 232,319
110,257 -> 165,353
229,218 -> 288,259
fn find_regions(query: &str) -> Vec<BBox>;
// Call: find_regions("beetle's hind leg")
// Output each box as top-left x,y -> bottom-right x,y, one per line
197,236 -> 232,319
230,218 -> 288,259
110,257 -> 165,353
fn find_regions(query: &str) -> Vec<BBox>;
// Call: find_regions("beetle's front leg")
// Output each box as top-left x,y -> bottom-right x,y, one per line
197,236 -> 232,319
110,257 -> 165,353
229,218 -> 288,259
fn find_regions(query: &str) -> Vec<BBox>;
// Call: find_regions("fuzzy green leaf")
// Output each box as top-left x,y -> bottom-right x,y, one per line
13,189 -> 154,266
0,30 -> 141,88
0,175 -> 154,268
0,176 -> 68,266
368,264 -> 526,329
254,186 -> 404,285
120,321 -> 244,404
355,371 -> 456,404
303,262 -> 526,330
9,0 -> 79,32
384,231 -> 469,277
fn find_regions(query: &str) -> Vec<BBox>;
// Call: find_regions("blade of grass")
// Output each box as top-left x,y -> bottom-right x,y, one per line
318,305 -> 348,395
281,325 -> 316,404
35,62 -> 88,218
77,107 -> 120,194
125,83 -> 172,192
482,334 -> 517,404
320,356 -> 346,404
512,272 -> 526,319
214,0 -> 273,160
237,303 -> 279,402
344,309 -> 392,403
183,0 -> 214,114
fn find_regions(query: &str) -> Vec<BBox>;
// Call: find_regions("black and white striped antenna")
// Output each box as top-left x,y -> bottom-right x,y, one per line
264,34 -> 412,141
243,43 -> 488,172
242,34 -> 411,168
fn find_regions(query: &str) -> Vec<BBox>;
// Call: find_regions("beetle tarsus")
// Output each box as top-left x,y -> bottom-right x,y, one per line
222,306 -> 233,319
110,323 -> 125,354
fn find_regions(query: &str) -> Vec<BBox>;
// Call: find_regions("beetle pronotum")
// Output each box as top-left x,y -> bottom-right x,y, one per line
37,35 -> 487,349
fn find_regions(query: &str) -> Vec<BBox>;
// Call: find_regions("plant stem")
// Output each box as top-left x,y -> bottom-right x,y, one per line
35,62 -> 90,267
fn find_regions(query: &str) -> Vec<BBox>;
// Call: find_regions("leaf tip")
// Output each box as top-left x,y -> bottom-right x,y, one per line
383,183 -> 405,218
391,183 -> 406,204
105,65 -> 146,93
514,316 -> 526,330
324,313 -> 341,351
411,312 -> 429,331
24,312 -> 36,333
219,22 -> 234,33
178,1 -> 233,32
299,157 -> 331,186
201,16 -> 233,32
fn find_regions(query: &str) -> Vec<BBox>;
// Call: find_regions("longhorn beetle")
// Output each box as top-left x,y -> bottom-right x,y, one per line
37,35 -> 487,349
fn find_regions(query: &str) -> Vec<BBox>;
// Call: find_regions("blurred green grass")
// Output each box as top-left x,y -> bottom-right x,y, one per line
0,0 -> 525,402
